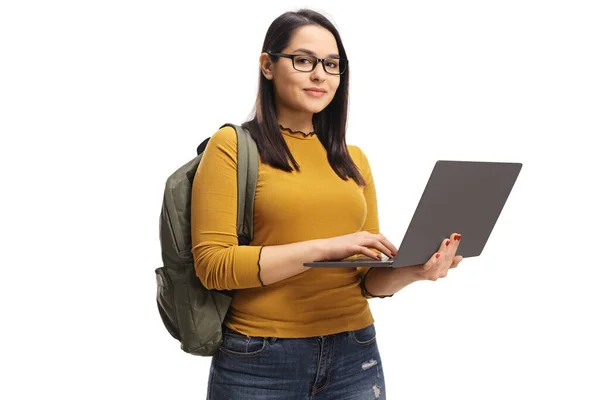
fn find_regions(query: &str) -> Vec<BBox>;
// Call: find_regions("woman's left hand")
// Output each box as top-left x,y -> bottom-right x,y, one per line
412,232 -> 464,281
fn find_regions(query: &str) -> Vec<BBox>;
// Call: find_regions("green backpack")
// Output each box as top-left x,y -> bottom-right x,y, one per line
155,123 -> 259,356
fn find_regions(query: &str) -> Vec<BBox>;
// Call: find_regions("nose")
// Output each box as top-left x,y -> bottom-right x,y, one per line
310,61 -> 327,81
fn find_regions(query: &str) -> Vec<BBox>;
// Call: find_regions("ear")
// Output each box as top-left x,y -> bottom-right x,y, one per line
259,52 -> 274,80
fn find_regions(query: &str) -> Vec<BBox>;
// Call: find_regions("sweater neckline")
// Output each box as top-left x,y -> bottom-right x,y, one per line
279,125 -> 317,140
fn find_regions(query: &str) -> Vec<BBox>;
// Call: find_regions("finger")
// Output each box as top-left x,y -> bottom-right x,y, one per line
363,234 -> 395,258
439,233 -> 462,255
354,240 -> 381,260
436,237 -> 452,265
450,232 -> 462,250
422,251 -> 442,271
357,245 -> 384,260
365,237 -> 395,259
449,255 -> 463,268
439,236 -> 451,252
442,232 -> 461,248
375,233 -> 398,256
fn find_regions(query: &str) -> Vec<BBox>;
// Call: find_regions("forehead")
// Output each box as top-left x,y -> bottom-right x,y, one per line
285,25 -> 339,57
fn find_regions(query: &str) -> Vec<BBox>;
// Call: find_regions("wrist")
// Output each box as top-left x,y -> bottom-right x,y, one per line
311,239 -> 330,261
395,265 -> 426,283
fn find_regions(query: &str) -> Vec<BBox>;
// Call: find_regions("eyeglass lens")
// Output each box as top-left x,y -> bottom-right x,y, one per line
292,55 -> 345,74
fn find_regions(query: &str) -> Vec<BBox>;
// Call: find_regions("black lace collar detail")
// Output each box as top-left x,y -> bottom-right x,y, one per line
279,125 -> 316,137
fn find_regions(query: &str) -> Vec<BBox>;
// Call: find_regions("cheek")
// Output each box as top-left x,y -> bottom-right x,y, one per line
331,79 -> 341,93
327,82 -> 341,102
275,74 -> 305,101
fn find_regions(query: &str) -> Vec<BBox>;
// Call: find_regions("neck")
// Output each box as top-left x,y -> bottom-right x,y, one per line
276,107 -> 314,134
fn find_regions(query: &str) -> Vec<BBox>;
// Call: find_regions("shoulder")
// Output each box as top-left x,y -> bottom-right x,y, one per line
204,125 -> 238,156
347,144 -> 374,183
347,145 -> 370,169
347,144 -> 365,158
210,125 -> 237,145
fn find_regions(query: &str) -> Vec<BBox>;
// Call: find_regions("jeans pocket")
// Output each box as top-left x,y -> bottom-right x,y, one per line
219,327 -> 268,357
349,324 -> 377,346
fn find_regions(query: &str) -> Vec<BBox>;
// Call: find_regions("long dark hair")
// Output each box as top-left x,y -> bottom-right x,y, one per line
242,9 -> 366,186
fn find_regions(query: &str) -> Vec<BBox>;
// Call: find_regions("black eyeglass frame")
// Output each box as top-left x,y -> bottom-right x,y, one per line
267,52 -> 348,75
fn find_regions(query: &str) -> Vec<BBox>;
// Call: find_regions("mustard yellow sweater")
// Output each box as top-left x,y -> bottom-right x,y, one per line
191,126 -> 381,338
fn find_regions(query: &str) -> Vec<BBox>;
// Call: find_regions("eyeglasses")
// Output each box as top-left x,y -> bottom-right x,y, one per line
268,52 -> 348,75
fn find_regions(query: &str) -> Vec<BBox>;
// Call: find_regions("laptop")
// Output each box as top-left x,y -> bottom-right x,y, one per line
304,160 -> 522,268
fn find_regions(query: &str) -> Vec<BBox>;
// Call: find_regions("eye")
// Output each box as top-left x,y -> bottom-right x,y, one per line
325,60 -> 339,68
296,56 -> 313,64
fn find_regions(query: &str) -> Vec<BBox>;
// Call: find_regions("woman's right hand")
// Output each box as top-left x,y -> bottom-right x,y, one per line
320,231 -> 397,261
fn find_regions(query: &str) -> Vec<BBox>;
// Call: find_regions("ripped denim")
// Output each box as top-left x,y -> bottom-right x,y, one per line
207,323 -> 386,400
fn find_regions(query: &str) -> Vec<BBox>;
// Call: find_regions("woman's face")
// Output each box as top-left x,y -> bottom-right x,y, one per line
262,25 -> 341,115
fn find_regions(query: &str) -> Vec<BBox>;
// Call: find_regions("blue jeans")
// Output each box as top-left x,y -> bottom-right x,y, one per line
207,323 -> 386,399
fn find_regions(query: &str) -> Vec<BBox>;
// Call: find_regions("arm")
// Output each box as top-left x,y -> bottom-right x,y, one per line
255,240 -> 328,286
353,146 -> 422,298
361,266 -> 422,298
191,127 -> 328,290
362,242 -> 464,297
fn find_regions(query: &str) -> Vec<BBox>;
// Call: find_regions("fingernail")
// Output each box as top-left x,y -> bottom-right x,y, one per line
445,240 -> 450,247
436,253 -> 440,258
456,235 -> 462,241
377,254 -> 382,259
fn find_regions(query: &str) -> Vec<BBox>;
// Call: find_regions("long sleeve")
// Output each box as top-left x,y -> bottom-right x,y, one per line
190,126 -> 264,290
191,128 -> 377,337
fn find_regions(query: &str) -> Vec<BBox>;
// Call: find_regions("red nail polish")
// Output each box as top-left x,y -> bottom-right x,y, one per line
445,240 -> 450,247
436,253 -> 440,258
377,254 -> 382,259
457,235 -> 462,241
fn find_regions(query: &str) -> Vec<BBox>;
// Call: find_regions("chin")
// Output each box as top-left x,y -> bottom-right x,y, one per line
301,100 -> 333,114
304,105 -> 327,114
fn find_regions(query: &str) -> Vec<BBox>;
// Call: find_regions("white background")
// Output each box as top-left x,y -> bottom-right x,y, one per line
1,0 -> 599,399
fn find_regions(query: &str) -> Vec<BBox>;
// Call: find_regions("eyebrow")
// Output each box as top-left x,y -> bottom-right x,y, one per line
293,48 -> 340,58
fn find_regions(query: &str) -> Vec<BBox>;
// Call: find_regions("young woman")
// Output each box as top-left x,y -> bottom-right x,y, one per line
191,9 -> 463,399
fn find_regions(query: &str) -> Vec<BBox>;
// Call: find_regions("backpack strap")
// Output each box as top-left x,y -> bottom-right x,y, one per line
220,123 -> 258,246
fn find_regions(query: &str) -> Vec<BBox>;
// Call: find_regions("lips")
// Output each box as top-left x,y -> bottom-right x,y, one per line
304,88 -> 327,98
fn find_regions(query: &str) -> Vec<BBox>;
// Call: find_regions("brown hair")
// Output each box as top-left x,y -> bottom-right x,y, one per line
242,9 -> 365,186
